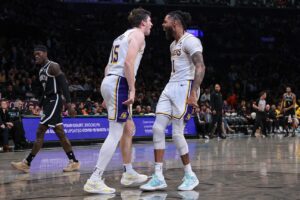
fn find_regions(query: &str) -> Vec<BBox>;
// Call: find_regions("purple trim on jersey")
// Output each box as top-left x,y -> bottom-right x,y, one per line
184,80 -> 193,123
116,77 -> 129,122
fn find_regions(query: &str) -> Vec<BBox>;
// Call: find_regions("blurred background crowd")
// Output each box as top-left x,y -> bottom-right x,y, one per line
0,0 -> 299,150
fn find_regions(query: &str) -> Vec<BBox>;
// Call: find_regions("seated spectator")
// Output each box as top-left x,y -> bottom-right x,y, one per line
200,88 -> 210,103
133,105 -> 144,115
223,100 -> 232,114
0,99 -> 13,152
144,105 -> 154,116
194,106 -> 210,139
8,99 -> 30,151
23,103 -> 35,115
76,102 -> 88,115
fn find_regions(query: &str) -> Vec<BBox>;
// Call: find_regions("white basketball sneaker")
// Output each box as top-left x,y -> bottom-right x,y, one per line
83,178 -> 116,194
140,174 -> 167,191
121,171 -> 148,186
178,172 -> 199,191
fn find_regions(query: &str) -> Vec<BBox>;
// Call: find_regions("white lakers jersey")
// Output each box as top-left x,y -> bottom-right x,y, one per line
169,32 -> 203,82
106,29 -> 145,78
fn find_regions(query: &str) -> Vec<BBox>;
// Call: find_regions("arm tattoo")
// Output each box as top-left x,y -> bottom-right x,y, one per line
191,52 -> 206,92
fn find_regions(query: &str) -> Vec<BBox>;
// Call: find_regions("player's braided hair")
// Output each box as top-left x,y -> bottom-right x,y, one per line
167,10 -> 192,30
128,8 -> 151,28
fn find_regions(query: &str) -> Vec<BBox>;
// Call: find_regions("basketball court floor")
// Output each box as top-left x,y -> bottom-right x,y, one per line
1,134 -> 300,199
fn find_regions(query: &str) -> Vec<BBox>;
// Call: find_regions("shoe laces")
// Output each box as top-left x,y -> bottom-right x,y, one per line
148,174 -> 161,185
182,174 -> 195,185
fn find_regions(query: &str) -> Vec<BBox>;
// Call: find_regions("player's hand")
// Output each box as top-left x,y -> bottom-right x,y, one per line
212,110 -> 216,115
0,124 -> 5,129
6,122 -> 13,128
187,91 -> 199,108
123,90 -> 135,106
101,101 -> 106,109
67,103 -> 77,117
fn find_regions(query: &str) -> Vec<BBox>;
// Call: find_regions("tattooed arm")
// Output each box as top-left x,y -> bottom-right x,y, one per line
187,51 -> 206,107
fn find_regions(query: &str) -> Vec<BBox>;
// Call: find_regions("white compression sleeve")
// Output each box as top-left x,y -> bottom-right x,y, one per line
95,121 -> 124,171
153,115 -> 170,149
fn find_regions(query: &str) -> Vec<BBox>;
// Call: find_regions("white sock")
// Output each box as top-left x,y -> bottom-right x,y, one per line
123,163 -> 136,174
155,162 -> 164,178
90,168 -> 103,181
184,163 -> 193,175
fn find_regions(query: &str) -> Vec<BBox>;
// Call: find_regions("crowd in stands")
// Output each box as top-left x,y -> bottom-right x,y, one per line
0,1 -> 299,117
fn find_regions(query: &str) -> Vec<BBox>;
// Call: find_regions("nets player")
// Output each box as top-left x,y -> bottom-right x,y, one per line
141,10 -> 205,191
281,86 -> 297,137
11,45 -> 80,173
83,8 -> 153,194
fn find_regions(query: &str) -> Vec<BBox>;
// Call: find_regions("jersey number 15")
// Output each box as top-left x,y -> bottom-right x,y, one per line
110,45 -> 120,64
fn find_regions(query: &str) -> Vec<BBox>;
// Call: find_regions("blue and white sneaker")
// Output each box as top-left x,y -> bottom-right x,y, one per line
178,173 -> 199,191
140,174 -> 167,191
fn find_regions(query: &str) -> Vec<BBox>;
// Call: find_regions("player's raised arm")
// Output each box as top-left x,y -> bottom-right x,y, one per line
123,31 -> 145,105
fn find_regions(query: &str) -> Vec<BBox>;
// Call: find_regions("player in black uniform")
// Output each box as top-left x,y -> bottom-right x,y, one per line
281,86 -> 297,137
11,45 -> 80,173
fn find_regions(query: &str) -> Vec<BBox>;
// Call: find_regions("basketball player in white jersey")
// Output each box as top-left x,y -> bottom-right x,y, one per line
141,10 -> 205,191
84,8 -> 153,194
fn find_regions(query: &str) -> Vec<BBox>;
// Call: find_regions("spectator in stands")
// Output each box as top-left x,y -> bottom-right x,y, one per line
22,78 -> 36,99
0,99 -> 13,152
2,85 -> 17,100
76,102 -> 88,115
194,105 -> 210,139
23,103 -> 35,115
271,104 -> 280,133
223,100 -> 232,114
8,100 -> 30,151
200,88 -> 210,103
133,105 -> 144,115
144,105 -> 154,116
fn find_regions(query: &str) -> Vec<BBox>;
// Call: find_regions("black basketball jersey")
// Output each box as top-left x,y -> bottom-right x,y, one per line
39,61 -> 58,96
283,93 -> 295,108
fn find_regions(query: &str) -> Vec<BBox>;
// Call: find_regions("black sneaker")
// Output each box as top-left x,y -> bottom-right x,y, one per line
218,134 -> 226,139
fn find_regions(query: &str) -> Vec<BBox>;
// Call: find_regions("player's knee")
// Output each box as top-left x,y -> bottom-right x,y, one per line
123,120 -> 135,137
153,123 -> 166,149
172,122 -> 188,155
172,133 -> 188,155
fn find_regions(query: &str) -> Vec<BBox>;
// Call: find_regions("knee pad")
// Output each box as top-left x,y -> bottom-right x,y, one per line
153,116 -> 169,149
172,120 -> 188,155
153,122 -> 166,149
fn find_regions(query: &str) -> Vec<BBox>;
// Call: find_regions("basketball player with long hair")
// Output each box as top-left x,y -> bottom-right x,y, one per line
141,10 -> 205,191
